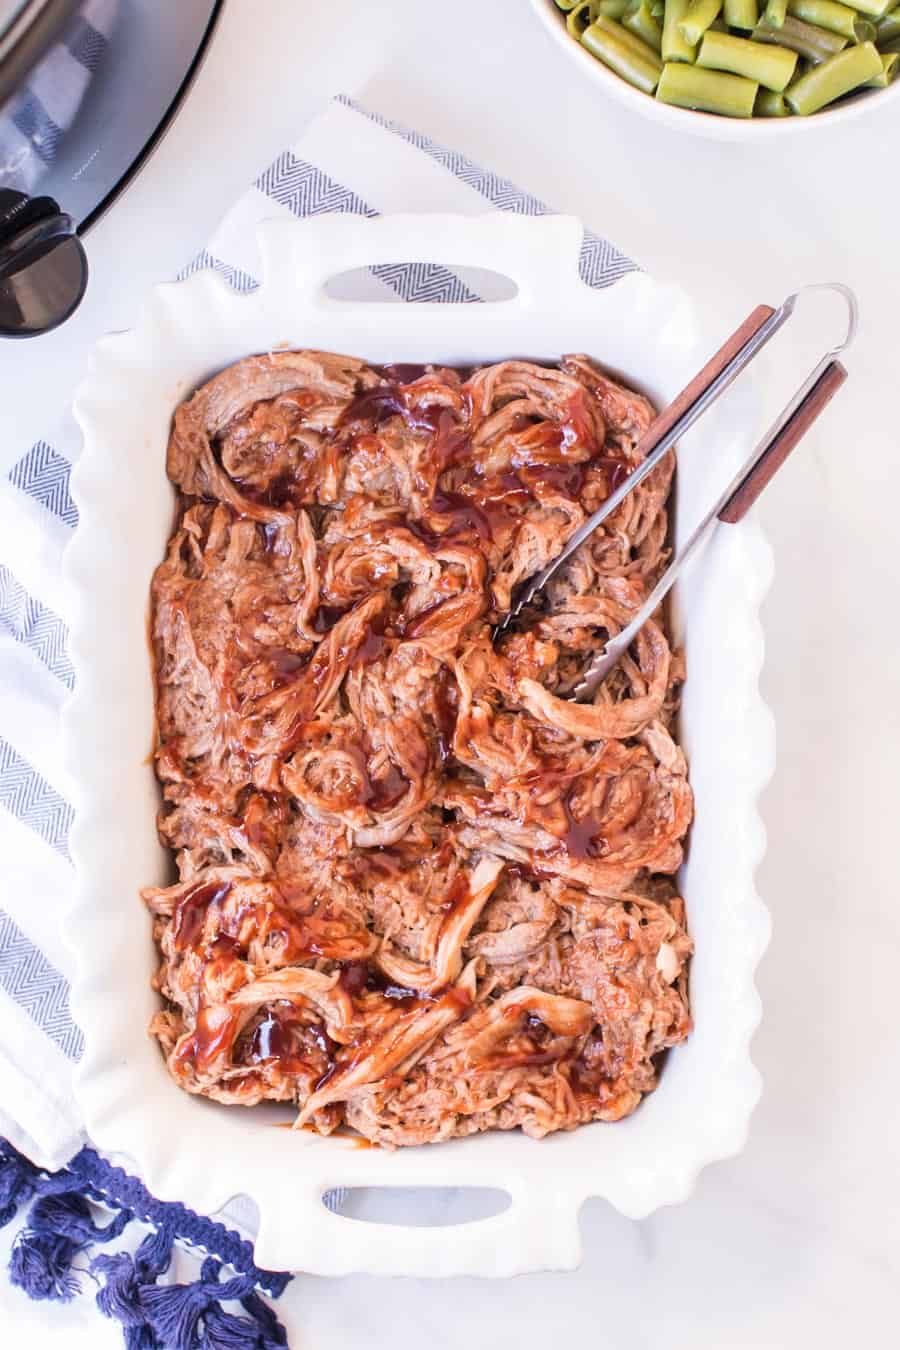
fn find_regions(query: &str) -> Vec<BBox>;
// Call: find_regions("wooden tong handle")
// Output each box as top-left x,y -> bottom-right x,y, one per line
718,360 -> 847,525
636,303 -> 776,458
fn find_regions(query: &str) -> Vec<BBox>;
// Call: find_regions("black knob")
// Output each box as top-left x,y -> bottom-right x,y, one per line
0,190 -> 88,338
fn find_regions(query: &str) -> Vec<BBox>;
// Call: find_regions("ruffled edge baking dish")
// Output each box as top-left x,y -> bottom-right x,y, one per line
62,213 -> 773,1277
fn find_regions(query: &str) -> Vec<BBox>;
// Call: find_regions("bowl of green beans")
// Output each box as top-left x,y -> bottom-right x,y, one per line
533,0 -> 900,133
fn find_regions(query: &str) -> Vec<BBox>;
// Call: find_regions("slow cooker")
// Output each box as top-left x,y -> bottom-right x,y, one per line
0,0 -> 222,337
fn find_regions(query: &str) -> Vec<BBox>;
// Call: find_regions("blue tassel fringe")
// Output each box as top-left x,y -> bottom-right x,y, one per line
0,1139 -> 292,1349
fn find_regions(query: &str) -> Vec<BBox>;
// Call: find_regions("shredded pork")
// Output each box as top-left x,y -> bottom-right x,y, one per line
144,350 -> 693,1146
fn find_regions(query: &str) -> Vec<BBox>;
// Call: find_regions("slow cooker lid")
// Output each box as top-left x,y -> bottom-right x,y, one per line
0,1 -> 33,36
0,0 -> 81,105
0,0 -> 76,45
0,0 -> 76,39
0,0 -> 223,336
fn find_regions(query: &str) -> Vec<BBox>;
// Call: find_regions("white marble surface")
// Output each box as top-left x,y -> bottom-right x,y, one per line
3,0 -> 899,1344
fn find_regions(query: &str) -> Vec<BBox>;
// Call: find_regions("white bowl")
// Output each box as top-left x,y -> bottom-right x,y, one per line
64,212 -> 773,1276
530,0 -> 900,141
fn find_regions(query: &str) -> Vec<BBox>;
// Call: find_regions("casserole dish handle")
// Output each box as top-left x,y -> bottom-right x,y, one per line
254,1182 -> 584,1277
255,211 -> 592,314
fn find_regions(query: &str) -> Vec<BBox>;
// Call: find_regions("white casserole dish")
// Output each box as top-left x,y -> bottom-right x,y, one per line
63,212 -> 773,1277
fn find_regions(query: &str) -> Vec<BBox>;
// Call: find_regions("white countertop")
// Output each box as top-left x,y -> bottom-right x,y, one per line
3,0 -> 898,1345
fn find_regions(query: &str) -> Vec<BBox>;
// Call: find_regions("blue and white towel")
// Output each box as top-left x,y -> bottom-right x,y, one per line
0,0 -> 119,195
0,94 -> 634,1340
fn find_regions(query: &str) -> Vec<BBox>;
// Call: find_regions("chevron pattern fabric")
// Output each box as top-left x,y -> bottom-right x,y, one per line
187,154 -> 484,305
260,153 -> 481,303
0,911 -> 84,1059
370,261 -> 480,304
0,566 -> 74,690
8,441 -> 79,527
0,738 -> 73,861
178,248 -> 259,294
337,95 -> 552,215
338,95 -> 637,289
257,149 -> 377,218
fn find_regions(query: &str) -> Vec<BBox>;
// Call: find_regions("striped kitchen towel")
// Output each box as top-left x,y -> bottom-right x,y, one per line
0,93 -> 634,1340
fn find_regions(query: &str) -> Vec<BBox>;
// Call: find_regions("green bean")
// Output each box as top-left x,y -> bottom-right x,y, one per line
678,0 -> 723,45
663,0 -> 700,57
586,10 -> 668,54
563,0 -> 895,113
754,13 -> 848,60
787,0 -> 875,39
724,0 -> 760,28
699,25 -> 799,80
656,57 -> 759,108
865,48 -> 899,81
623,0 -> 665,49
848,0 -> 891,16
785,38 -> 883,108
875,7 -> 900,42
567,0 -> 595,35
756,86 -> 792,108
581,17 -> 664,89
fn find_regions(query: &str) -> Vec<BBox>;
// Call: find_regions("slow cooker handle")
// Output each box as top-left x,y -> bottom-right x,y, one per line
0,189 -> 88,337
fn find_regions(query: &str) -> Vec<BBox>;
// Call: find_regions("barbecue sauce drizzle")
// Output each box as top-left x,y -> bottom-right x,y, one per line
166,358 -> 638,1088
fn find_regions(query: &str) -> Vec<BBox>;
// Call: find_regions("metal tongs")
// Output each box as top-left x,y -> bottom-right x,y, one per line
494,283 -> 857,701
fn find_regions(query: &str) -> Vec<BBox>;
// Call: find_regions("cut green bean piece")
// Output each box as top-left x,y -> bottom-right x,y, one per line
678,0 -> 723,44
595,0 -> 631,16
724,0 -> 760,28
754,14 -> 847,61
555,0 -> 581,9
865,48 -> 899,82
567,0 -> 595,35
586,10 -> 668,55
847,0 -> 891,16
663,0 -> 700,58
782,12 -> 847,48
756,86 -> 792,109
623,0 -> 665,50
787,0 -> 875,39
875,7 -> 900,41
785,39 -> 883,108
699,26 -> 799,83
581,17 -> 664,90
656,58 -> 759,110
764,0 -> 788,25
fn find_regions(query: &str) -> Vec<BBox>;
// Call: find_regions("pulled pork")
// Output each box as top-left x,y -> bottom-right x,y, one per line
144,350 -> 693,1147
